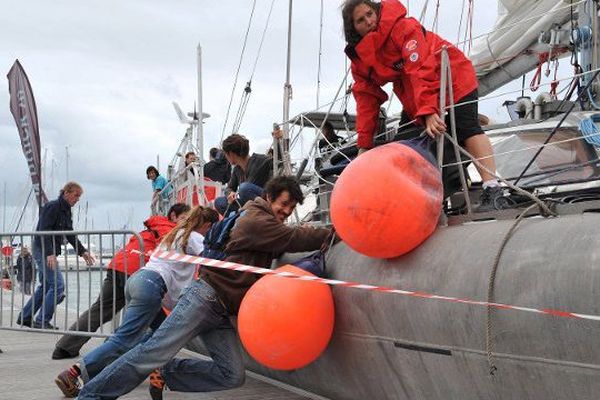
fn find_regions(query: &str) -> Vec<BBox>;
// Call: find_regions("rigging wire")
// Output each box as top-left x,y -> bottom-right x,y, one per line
419,0 -> 430,23
220,0 -> 257,141
431,0 -> 440,33
465,0 -> 474,54
316,0 -> 324,109
231,0 -> 276,134
457,0 -> 467,48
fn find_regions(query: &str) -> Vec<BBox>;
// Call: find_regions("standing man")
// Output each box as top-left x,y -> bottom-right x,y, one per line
214,134 -> 272,215
17,182 -> 95,330
76,176 -> 332,400
15,246 -> 34,295
51,203 -> 190,360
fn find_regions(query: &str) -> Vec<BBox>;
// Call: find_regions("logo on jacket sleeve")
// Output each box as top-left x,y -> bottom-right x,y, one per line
409,52 -> 419,63
405,39 -> 418,51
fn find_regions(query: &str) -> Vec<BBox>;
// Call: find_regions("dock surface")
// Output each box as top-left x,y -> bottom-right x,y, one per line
0,328 -> 317,400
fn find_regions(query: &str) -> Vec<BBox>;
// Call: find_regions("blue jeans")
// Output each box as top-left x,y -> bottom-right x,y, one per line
77,279 -> 244,399
79,269 -> 167,382
214,182 -> 263,215
19,245 -> 65,325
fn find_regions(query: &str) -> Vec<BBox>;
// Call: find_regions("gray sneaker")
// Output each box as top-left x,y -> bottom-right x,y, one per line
475,186 -> 505,212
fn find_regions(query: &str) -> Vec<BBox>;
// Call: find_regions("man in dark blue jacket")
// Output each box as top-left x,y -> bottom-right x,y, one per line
17,182 -> 94,329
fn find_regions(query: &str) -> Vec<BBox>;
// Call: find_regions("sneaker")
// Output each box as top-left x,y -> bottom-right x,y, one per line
149,369 -> 165,400
52,347 -> 79,360
33,320 -> 59,330
54,367 -> 81,398
16,316 -> 32,327
475,186 -> 505,212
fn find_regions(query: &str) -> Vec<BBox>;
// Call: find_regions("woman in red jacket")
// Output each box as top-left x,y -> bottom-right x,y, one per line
342,0 -> 502,211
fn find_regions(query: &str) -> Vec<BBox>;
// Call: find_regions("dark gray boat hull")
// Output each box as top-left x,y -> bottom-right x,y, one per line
238,213 -> 600,399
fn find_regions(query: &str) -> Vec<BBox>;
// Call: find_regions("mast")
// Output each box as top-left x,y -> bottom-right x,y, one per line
281,0 -> 293,175
65,145 -> 70,181
2,182 -> 6,232
577,0 -> 600,97
197,44 -> 205,163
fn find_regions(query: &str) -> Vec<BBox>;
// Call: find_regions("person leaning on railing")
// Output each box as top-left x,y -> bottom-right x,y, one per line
146,166 -> 173,215
51,203 -> 190,360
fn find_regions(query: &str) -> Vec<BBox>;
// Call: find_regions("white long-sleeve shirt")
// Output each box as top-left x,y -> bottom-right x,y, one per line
143,230 -> 203,310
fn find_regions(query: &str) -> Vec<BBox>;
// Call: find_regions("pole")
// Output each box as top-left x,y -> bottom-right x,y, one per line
197,44 -> 205,163
3,182 -> 6,232
65,145 -> 69,181
281,0 -> 293,175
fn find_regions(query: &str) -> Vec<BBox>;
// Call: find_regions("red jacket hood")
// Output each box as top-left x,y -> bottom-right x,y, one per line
377,0 -> 407,36
144,216 -> 176,238
350,0 -> 407,63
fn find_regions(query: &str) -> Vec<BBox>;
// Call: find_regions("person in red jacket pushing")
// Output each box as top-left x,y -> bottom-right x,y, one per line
51,203 -> 190,360
342,0 -> 502,211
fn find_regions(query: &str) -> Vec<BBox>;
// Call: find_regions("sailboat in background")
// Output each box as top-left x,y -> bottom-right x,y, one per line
143,1 -> 600,399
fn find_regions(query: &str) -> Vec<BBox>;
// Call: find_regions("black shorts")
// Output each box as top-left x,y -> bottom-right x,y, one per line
398,89 -> 482,144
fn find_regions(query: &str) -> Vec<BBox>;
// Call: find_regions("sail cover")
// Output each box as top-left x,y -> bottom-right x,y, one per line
470,0 -> 573,76
7,59 -> 48,206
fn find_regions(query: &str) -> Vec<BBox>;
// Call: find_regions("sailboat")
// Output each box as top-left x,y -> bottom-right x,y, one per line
162,1 -> 600,399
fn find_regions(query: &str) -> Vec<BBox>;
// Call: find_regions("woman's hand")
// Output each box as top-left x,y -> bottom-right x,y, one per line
227,191 -> 237,204
424,114 -> 447,138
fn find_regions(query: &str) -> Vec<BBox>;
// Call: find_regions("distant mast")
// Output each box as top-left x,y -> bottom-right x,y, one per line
197,44 -> 205,163
279,0 -> 293,176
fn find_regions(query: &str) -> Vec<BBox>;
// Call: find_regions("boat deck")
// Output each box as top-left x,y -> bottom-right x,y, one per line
0,328 -> 321,399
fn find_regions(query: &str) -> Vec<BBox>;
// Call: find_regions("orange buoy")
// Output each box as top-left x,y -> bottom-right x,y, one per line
330,142 -> 443,258
238,265 -> 334,370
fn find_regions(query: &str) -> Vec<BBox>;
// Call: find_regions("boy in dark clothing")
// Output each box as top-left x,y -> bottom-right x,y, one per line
203,147 -> 232,184
76,176 -> 331,400
214,134 -> 272,215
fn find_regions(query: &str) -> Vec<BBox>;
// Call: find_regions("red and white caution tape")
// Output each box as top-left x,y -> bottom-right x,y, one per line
150,250 -> 600,322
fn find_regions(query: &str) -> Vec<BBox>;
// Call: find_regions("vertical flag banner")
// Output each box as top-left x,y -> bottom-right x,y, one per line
7,59 -> 47,206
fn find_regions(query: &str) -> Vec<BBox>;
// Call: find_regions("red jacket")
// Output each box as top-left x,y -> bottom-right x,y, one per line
346,0 -> 478,149
108,216 -> 175,275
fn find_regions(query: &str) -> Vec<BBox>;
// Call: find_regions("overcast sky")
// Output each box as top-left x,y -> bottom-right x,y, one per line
0,0 -> 547,233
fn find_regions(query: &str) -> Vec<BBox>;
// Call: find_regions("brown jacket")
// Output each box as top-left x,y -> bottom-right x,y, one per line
201,197 -> 330,315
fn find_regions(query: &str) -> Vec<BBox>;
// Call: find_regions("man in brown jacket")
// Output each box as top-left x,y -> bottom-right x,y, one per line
76,176 -> 331,400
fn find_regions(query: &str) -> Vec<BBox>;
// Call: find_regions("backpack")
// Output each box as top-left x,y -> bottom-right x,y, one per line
201,210 -> 246,260
290,250 -> 327,278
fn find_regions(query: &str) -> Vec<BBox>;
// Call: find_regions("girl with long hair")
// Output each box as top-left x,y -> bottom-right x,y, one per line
55,206 -> 219,398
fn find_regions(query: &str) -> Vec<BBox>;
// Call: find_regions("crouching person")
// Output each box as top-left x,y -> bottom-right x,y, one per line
76,175 -> 332,400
